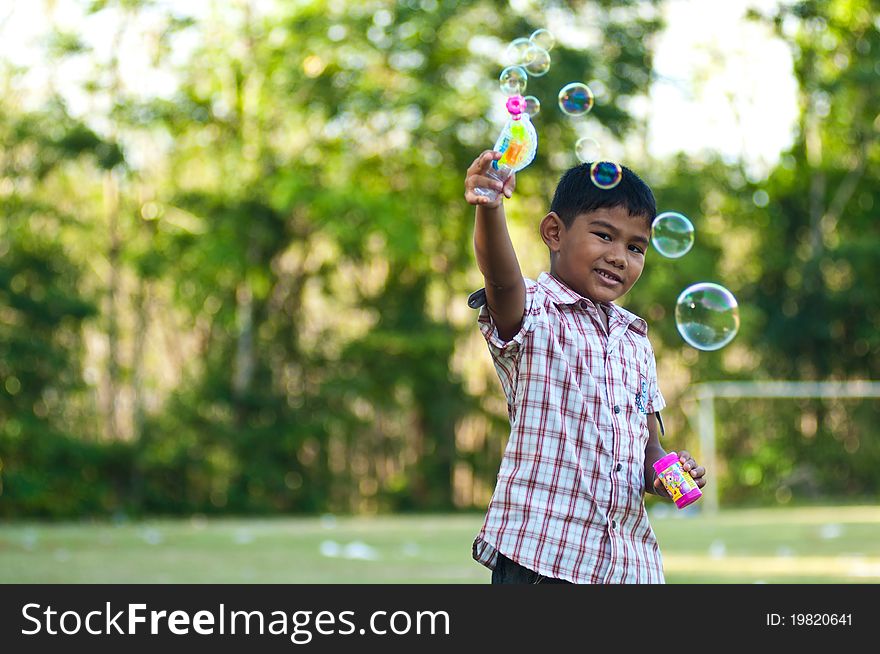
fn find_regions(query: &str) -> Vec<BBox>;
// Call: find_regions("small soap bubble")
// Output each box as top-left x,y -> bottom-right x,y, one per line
22,529 -> 39,550
752,190 -> 769,207
505,37 -> 532,65
575,137 -> 601,163
320,540 -> 341,557
529,28 -> 555,51
342,541 -> 379,560
401,542 -> 421,557
651,211 -> 695,258
819,524 -> 844,540
523,95 -> 541,117
590,161 -> 622,189
523,45 -> 550,76
558,82 -> 594,116
675,282 -> 740,351
499,65 -> 528,96
140,527 -> 163,545
708,540 -> 727,559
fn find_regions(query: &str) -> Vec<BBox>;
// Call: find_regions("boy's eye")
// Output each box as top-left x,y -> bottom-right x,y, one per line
594,232 -> 611,241
630,245 -> 645,254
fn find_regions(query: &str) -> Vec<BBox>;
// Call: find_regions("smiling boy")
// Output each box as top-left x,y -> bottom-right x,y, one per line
464,152 -> 707,584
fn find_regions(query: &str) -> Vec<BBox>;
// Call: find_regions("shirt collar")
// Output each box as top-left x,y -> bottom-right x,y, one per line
537,271 -> 648,336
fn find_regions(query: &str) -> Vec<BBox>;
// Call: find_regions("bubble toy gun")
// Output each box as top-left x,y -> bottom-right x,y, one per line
474,94 -> 538,202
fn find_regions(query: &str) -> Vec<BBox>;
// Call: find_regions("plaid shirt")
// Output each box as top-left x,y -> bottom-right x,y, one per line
473,272 -> 666,583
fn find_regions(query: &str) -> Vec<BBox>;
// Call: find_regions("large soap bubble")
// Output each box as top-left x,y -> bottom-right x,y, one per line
529,28 -> 555,51
651,211 -> 695,258
558,82 -> 594,116
575,137 -> 600,163
499,65 -> 528,96
675,283 -> 740,351
523,45 -> 550,76
590,161 -> 623,189
505,37 -> 532,65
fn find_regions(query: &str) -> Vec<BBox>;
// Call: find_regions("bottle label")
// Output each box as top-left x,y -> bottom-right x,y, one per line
658,463 -> 697,501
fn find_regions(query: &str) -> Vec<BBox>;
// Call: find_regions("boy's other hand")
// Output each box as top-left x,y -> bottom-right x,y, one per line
678,450 -> 707,488
652,450 -> 707,497
464,150 -> 516,208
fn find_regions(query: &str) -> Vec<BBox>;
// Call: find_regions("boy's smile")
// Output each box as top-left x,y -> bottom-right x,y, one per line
542,205 -> 650,304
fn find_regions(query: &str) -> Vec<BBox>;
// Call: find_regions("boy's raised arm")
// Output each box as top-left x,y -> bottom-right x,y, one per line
464,150 -> 526,342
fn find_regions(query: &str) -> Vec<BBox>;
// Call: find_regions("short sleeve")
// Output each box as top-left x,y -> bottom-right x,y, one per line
643,343 -> 666,415
477,278 -> 541,360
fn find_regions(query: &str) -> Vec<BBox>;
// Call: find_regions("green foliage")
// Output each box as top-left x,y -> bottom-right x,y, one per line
0,102 -> 103,517
1,0 -> 877,518
0,429 -> 133,518
744,0 -> 880,380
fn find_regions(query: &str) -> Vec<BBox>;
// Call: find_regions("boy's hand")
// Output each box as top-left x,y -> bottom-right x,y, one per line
652,450 -> 707,498
464,150 -> 516,208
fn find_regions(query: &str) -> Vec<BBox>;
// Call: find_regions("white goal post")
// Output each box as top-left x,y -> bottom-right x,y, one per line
689,381 -> 880,513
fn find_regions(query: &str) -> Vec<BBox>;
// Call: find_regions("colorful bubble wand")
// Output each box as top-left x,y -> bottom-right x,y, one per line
474,94 -> 538,202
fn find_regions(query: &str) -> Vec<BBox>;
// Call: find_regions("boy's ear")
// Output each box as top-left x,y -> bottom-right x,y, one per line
540,212 -> 564,252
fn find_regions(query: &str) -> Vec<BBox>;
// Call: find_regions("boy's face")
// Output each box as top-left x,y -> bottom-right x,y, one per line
544,206 -> 650,304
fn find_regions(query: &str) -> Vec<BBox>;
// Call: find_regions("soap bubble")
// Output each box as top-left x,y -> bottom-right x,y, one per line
558,82 -> 594,116
499,65 -> 528,96
505,37 -> 532,65
675,283 -> 740,351
590,161 -> 622,189
651,211 -> 695,258
523,95 -> 541,117
752,190 -> 769,207
529,28 -> 555,51
523,45 -> 550,76
575,137 -> 601,163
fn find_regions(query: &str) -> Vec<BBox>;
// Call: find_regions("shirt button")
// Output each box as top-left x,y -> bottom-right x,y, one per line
616,462 -> 622,472
613,405 -> 621,414
611,519 -> 618,530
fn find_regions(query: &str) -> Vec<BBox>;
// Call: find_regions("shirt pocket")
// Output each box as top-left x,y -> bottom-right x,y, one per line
623,359 -> 650,447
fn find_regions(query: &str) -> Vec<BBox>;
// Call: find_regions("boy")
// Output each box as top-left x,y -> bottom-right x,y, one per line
464,151 -> 707,584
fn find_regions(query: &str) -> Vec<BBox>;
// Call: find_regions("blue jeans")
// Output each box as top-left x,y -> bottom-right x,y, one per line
491,553 -> 572,584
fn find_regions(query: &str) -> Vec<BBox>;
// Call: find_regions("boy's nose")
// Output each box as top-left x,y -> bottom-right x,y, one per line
605,248 -> 626,268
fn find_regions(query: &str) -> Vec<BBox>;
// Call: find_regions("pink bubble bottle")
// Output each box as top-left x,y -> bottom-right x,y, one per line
653,451 -> 702,509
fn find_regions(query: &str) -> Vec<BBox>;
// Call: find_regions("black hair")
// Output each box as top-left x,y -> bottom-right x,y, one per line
549,162 -> 656,228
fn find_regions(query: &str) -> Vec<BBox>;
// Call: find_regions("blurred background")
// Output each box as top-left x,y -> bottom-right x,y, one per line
1,0 -> 879,582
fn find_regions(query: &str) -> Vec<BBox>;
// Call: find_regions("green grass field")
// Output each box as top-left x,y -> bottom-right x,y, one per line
2,505 -> 879,583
